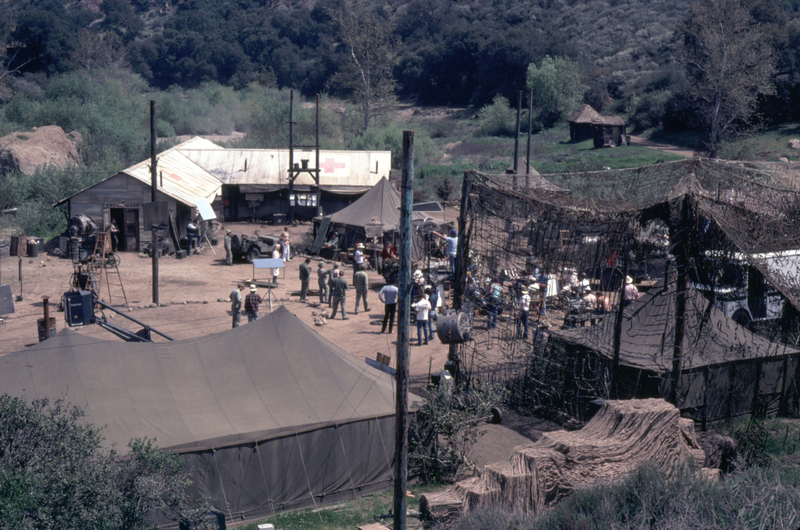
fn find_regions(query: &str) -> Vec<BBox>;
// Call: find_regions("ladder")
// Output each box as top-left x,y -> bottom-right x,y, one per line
89,232 -> 128,306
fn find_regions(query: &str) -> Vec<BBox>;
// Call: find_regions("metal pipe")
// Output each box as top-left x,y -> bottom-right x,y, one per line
394,130 -> 414,530
95,299 -> 175,341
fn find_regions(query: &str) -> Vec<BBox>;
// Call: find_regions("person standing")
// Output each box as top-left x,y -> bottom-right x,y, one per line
486,277 -> 502,329
298,257 -> 312,302
244,284 -> 263,322
426,285 -> 439,339
518,284 -> 532,339
538,271 -> 549,316
329,270 -> 349,320
230,283 -> 244,328
353,243 -> 365,284
328,262 -> 340,308
412,294 -> 432,345
353,265 -> 370,314
432,229 -> 458,277
186,217 -> 200,255
109,219 -> 121,252
280,228 -> 292,262
379,282 -> 398,334
271,246 -> 282,284
317,260 -> 329,304
624,276 -> 639,307
223,230 -> 233,266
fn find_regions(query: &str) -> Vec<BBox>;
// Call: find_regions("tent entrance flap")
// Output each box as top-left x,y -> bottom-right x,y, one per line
312,217 -> 331,254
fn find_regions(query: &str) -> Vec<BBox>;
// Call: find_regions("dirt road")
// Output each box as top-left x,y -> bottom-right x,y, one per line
628,135 -> 699,159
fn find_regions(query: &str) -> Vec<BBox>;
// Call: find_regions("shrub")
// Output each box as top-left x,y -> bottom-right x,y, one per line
479,95 -> 516,137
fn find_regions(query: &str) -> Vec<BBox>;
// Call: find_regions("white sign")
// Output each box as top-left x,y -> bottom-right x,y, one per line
245,194 -> 264,202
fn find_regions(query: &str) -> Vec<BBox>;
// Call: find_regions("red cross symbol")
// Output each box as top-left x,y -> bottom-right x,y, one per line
320,158 -> 347,173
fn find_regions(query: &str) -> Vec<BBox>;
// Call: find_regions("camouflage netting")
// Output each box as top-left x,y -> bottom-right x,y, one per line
420,399 -> 707,523
450,159 -> 800,423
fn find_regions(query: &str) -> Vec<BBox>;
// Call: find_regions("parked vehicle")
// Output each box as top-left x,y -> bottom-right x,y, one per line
230,231 -> 281,263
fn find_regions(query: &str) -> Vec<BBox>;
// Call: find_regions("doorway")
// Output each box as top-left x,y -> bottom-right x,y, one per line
110,208 -> 139,252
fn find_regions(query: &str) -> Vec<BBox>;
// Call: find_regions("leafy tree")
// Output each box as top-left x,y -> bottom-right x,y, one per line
328,0 -> 398,133
479,95 -> 516,137
526,55 -> 587,128
675,0 -> 776,158
0,395 -> 211,530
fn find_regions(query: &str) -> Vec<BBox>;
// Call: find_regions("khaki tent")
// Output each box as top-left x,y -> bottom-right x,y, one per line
0,306 -> 408,523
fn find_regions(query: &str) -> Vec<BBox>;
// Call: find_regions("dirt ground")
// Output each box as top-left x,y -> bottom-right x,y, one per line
0,221 -> 555,468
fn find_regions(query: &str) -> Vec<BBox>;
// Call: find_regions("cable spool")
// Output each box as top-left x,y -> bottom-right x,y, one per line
436,311 -> 472,344
417,219 -> 441,242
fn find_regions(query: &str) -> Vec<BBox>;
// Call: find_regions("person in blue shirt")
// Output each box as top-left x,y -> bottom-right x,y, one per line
433,229 -> 458,277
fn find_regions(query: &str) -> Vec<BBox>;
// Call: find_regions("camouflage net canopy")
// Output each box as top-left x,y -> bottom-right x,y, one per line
452,159 -> 800,424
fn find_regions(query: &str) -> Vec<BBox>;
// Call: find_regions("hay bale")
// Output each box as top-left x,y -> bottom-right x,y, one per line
420,399 -> 706,524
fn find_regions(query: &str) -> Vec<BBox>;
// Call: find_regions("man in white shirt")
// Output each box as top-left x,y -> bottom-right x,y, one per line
412,293 -> 431,345
624,276 -> 639,306
518,284 -> 534,339
379,282 -> 399,334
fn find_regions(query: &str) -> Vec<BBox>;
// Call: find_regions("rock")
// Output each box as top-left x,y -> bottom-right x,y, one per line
780,157 -> 790,163
788,139 -> 800,149
0,126 -> 83,176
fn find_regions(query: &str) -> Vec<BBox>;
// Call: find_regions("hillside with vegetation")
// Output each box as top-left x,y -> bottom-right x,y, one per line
2,0 -> 800,237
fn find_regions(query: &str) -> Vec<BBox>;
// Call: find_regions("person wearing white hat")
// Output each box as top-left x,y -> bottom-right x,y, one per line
353,243 -> 366,284
624,276 -> 639,306
244,284 -> 263,322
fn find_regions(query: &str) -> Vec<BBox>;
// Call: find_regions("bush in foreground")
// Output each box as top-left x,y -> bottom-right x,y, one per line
447,463 -> 800,530
0,395 -> 211,530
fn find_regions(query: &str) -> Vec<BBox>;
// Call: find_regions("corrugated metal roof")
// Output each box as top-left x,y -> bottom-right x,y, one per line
121,137 -> 222,206
180,148 -> 391,187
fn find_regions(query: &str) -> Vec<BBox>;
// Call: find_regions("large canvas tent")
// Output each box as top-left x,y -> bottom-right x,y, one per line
0,307 -> 407,524
550,279 -> 800,422
311,177 -> 437,260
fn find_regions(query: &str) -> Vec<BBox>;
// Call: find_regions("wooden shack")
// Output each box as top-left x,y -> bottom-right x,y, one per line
567,104 -> 628,147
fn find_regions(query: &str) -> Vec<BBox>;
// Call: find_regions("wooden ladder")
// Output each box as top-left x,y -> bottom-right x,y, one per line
90,232 -> 128,306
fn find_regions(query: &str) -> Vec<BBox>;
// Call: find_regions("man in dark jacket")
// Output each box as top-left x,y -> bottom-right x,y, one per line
329,270 -> 349,320
298,257 -> 312,302
244,284 -> 263,322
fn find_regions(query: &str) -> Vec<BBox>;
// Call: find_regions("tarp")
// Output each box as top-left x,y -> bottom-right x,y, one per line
551,279 -> 798,372
326,176 -> 428,232
0,306 -> 412,521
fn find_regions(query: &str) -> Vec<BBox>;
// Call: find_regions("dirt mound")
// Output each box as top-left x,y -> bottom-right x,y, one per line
420,399 -> 708,524
0,126 -> 83,175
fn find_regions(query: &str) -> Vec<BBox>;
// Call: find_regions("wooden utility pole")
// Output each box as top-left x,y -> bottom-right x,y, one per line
151,100 -> 159,306
526,87 -> 533,187
393,131 -> 414,530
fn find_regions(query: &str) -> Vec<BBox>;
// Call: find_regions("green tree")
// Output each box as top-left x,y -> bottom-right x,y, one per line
479,94 -> 516,137
526,55 -> 587,128
676,0 -> 776,158
329,0 -> 398,133
0,395 -> 211,530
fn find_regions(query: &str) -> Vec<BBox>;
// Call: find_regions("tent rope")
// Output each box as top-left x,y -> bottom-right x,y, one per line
294,432 -> 325,523
255,442 -> 280,526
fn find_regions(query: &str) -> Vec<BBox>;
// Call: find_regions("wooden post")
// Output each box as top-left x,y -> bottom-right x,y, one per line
43,297 -> 50,339
526,87 -> 533,187
611,253 -> 630,399
670,197 -> 690,405
289,90 -> 295,224
394,131 -> 414,530
151,100 -> 159,306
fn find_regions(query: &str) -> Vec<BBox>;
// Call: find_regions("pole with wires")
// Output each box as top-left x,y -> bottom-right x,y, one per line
394,130 -> 414,530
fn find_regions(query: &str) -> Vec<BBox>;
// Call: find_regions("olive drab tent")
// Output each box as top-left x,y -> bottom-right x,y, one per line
0,306 -> 411,525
